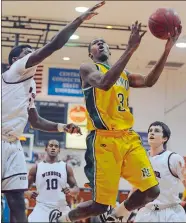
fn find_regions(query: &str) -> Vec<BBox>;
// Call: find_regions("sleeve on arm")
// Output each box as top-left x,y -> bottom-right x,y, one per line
4,53 -> 37,82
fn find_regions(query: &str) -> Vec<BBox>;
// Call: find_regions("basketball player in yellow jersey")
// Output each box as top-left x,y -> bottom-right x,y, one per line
56,21 -> 181,223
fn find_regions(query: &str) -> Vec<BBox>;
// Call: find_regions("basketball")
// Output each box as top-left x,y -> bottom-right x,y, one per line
148,8 -> 181,40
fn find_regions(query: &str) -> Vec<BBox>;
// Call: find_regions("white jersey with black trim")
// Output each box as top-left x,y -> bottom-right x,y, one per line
35,161 -> 68,208
146,150 -> 184,208
2,53 -> 37,141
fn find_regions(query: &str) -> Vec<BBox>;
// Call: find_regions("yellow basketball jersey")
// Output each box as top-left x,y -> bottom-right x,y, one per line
82,63 -> 134,131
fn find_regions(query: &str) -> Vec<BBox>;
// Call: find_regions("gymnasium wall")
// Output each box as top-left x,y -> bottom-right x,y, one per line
164,71 -> 186,156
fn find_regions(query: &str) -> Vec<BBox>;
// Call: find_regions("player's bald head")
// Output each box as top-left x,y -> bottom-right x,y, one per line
88,38 -> 107,53
88,38 -> 111,62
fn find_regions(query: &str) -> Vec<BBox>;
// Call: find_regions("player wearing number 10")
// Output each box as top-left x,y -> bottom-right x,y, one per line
27,139 -> 79,222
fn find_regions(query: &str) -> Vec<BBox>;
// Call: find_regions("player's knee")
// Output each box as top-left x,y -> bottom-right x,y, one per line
146,185 -> 160,201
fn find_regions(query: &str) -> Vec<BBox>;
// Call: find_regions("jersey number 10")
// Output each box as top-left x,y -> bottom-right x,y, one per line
46,179 -> 58,190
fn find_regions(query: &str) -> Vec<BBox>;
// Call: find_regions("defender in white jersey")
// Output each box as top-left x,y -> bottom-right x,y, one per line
27,139 -> 79,222
1,3 -> 104,222
134,121 -> 186,222
2,52 -> 81,222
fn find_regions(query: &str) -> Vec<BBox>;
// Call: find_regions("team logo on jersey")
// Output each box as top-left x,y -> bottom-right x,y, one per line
49,209 -> 62,222
141,167 -> 151,178
154,170 -> 161,178
153,204 -> 160,211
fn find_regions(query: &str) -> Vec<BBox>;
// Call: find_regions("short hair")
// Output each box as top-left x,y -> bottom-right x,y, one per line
45,139 -> 60,148
148,121 -> 171,148
8,44 -> 32,65
88,38 -> 106,54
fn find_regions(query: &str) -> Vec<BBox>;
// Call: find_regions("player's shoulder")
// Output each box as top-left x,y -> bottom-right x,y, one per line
37,160 -> 45,166
168,151 -> 184,166
57,160 -> 66,166
2,67 -> 13,77
58,160 -> 65,163
10,54 -> 30,69
167,150 -> 182,158
80,62 -> 97,72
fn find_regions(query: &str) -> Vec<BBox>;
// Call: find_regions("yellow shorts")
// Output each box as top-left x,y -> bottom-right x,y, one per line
84,129 -> 158,206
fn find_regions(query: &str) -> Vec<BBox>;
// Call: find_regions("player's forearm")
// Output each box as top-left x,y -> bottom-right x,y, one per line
144,49 -> 170,87
31,117 -> 65,132
102,47 -> 135,90
49,17 -> 83,51
28,179 -> 33,189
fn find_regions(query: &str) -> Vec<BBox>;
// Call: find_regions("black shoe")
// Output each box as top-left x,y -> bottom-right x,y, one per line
99,206 -> 119,223
49,209 -> 62,222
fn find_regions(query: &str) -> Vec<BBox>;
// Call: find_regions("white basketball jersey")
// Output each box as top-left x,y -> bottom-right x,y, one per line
35,161 -> 68,208
146,150 -> 181,207
2,53 -> 37,141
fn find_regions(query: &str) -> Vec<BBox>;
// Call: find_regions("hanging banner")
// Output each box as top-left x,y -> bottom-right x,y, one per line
48,68 -> 83,97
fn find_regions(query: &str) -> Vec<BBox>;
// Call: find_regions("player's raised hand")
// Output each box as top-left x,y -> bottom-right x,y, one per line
165,26 -> 182,51
80,1 -> 105,21
127,21 -> 146,52
64,123 -> 82,135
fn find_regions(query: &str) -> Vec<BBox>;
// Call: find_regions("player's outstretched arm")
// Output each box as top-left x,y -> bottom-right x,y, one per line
25,1 -> 105,68
80,21 -> 145,91
28,107 -> 82,134
62,164 -> 80,197
127,26 -> 182,88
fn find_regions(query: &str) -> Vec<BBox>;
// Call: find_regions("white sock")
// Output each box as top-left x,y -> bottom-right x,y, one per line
58,213 -> 71,222
112,202 -> 131,219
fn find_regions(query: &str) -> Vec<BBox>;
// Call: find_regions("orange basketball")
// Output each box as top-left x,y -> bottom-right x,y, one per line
148,8 -> 181,40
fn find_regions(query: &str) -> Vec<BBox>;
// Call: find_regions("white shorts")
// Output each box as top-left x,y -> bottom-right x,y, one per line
135,204 -> 186,222
1,140 -> 28,192
28,203 -> 71,222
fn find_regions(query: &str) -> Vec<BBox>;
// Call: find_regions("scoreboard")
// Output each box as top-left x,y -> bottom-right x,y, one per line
24,101 -> 67,148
